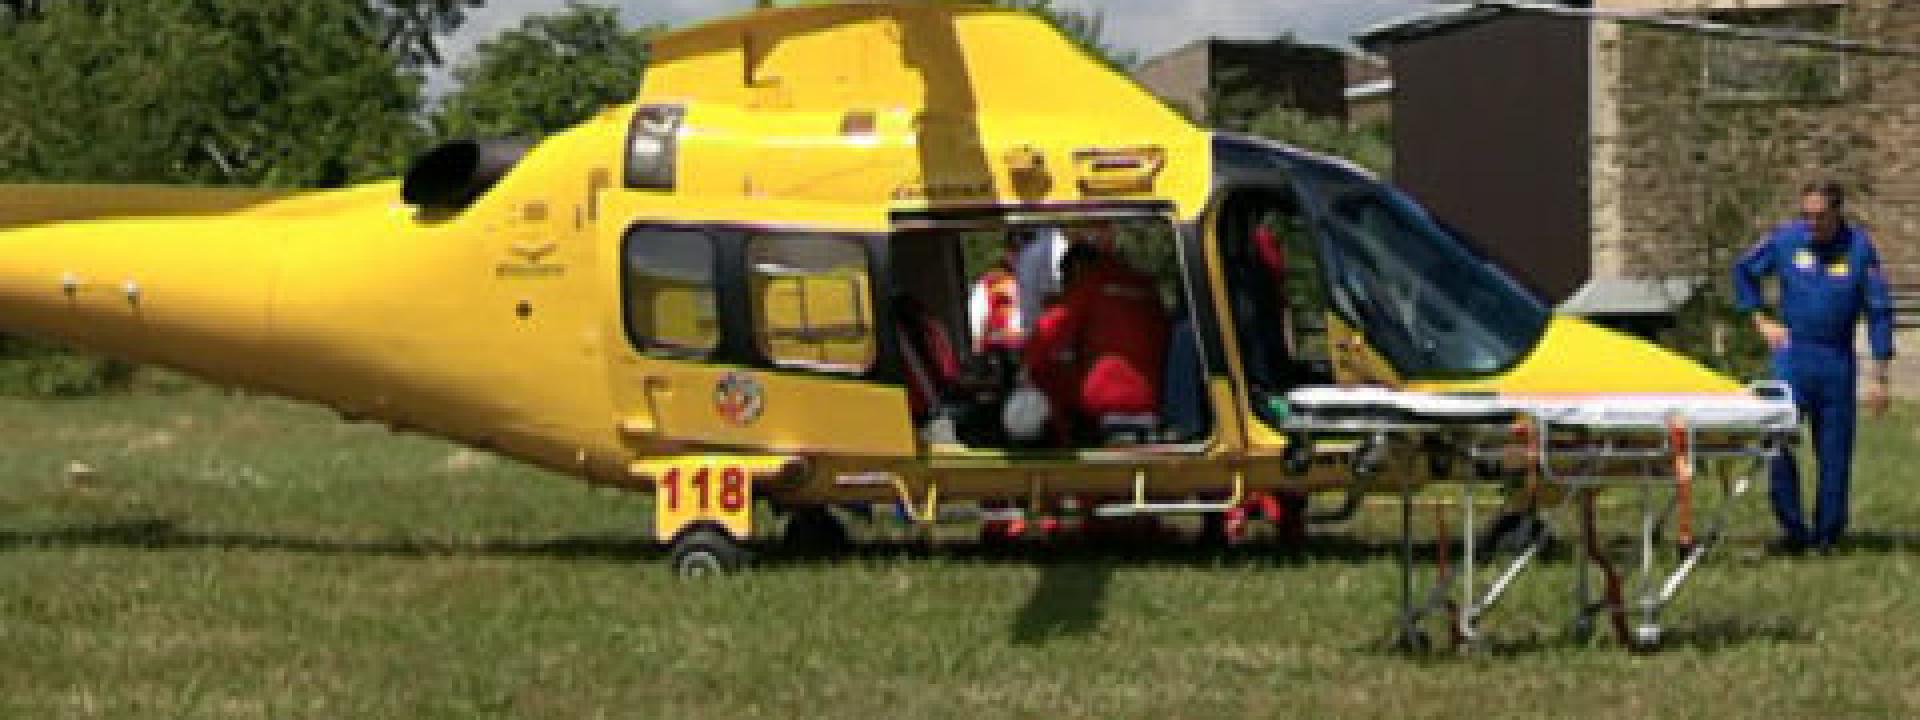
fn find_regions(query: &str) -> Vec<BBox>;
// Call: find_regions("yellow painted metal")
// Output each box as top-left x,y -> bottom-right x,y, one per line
633,3 -> 1211,221
634,455 -> 796,540
1413,317 -> 1742,395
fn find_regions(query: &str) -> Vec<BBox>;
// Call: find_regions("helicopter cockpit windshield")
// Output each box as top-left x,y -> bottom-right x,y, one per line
1288,158 -> 1550,378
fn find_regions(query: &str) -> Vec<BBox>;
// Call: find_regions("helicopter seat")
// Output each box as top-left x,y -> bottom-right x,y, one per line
894,296 -> 963,424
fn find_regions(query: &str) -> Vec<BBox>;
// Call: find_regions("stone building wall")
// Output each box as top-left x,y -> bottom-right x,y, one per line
1849,2 -> 1920,282
1599,2 -> 1920,287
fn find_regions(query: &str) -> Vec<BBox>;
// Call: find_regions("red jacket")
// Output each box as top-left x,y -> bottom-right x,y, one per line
1023,259 -> 1169,420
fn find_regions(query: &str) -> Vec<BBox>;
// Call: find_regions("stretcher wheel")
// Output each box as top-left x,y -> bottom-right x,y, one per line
1570,615 -> 1595,643
1632,624 -> 1663,651
1395,627 -> 1432,652
782,506 -> 852,551
669,528 -> 751,578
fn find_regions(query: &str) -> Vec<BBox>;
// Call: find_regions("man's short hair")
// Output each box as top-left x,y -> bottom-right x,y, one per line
1802,180 -> 1847,209
1058,242 -> 1104,282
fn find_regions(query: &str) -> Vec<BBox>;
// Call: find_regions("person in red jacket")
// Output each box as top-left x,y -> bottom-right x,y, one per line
1023,241 -> 1170,445
968,237 -> 1026,355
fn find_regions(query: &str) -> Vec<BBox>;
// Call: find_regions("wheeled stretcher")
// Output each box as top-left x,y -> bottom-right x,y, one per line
1280,383 -> 1799,651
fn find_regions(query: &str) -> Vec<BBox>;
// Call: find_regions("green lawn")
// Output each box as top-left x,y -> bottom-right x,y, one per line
4,387 -> 1920,718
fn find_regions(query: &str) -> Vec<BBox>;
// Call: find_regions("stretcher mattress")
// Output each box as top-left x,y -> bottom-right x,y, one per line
1283,384 -> 1798,431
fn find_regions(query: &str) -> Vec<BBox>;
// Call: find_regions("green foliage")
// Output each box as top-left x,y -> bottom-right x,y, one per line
1188,41 -> 1393,175
434,2 -> 658,140
1245,108 -> 1392,175
0,0 -> 432,187
0,337 -> 134,397
378,0 -> 488,68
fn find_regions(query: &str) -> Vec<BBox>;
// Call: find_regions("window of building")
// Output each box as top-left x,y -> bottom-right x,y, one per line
624,229 -> 719,357
747,233 -> 875,374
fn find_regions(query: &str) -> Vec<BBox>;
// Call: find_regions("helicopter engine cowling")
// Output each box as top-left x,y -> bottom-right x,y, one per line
400,138 -> 533,211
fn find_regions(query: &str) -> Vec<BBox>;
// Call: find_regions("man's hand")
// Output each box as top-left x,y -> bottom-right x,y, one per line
1753,314 -> 1788,351
1867,361 -> 1892,417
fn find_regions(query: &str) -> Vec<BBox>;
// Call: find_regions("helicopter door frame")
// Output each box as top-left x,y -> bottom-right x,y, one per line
1205,179 -> 1400,455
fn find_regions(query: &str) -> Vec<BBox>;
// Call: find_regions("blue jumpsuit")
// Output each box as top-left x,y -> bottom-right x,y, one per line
1733,220 -> 1895,549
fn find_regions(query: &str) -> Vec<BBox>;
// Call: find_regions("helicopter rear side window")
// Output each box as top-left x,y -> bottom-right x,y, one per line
747,233 -> 876,374
623,228 -> 719,357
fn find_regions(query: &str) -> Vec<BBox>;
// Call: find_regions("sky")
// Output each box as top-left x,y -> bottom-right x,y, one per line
435,0 -> 1435,90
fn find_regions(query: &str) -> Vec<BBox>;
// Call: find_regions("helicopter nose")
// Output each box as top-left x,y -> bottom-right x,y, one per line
1423,316 -> 1742,395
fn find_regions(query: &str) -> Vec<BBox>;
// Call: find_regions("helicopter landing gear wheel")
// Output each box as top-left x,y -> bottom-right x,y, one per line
668,527 -> 751,578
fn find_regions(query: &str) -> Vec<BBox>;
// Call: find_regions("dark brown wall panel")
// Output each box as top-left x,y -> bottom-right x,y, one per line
1390,14 -> 1591,303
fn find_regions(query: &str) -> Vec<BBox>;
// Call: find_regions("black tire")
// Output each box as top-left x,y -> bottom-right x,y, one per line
781,506 -> 852,552
1196,512 -> 1233,548
668,528 -> 750,578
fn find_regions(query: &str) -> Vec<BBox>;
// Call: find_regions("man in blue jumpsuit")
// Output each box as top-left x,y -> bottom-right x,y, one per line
1733,182 -> 1895,554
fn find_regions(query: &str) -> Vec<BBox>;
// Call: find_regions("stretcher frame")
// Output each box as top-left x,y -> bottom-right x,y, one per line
1280,384 -> 1797,651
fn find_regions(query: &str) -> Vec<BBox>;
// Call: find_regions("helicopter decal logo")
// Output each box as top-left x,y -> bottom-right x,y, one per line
714,372 -> 765,427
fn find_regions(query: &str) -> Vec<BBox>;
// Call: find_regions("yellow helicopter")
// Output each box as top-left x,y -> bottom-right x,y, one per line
1,4 -> 1786,648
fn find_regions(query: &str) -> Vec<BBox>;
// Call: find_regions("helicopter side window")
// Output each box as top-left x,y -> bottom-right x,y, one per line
747,233 -> 876,374
623,228 -> 719,357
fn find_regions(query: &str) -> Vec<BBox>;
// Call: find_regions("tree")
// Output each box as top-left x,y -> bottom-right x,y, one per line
378,0 -> 487,68
1244,107 -> 1392,175
435,2 -> 659,139
0,0 -> 434,187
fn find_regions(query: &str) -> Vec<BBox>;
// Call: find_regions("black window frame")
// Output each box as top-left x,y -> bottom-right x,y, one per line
620,225 -> 725,360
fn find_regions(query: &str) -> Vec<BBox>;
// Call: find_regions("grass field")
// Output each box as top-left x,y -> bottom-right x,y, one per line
4,387 -> 1920,718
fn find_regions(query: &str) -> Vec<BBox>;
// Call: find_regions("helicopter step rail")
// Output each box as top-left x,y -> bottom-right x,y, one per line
1278,384 -> 1797,651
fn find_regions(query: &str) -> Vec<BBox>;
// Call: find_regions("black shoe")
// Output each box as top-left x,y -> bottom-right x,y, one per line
1766,537 -> 1808,556
1479,510 -> 1550,556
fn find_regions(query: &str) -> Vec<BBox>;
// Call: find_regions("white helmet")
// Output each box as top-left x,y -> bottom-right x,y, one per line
1002,385 -> 1052,442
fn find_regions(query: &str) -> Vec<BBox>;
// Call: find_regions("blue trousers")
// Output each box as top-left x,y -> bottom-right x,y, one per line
1770,344 -> 1857,547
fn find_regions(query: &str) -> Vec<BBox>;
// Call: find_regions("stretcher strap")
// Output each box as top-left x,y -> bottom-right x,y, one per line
1581,490 -> 1631,644
1668,416 -> 1695,550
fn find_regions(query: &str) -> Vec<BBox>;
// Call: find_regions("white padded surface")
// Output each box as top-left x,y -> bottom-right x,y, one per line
1284,384 -> 1797,430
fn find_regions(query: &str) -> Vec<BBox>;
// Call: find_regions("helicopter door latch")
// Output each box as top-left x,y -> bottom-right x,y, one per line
619,374 -> 672,437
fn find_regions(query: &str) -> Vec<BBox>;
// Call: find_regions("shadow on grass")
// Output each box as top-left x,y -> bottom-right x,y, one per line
1370,613 -> 1812,659
0,517 -> 1448,574
1010,560 -> 1110,646
1824,530 -> 1920,555
0,518 -> 667,562
6,518 -> 1827,656
12,517 -> 1827,569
